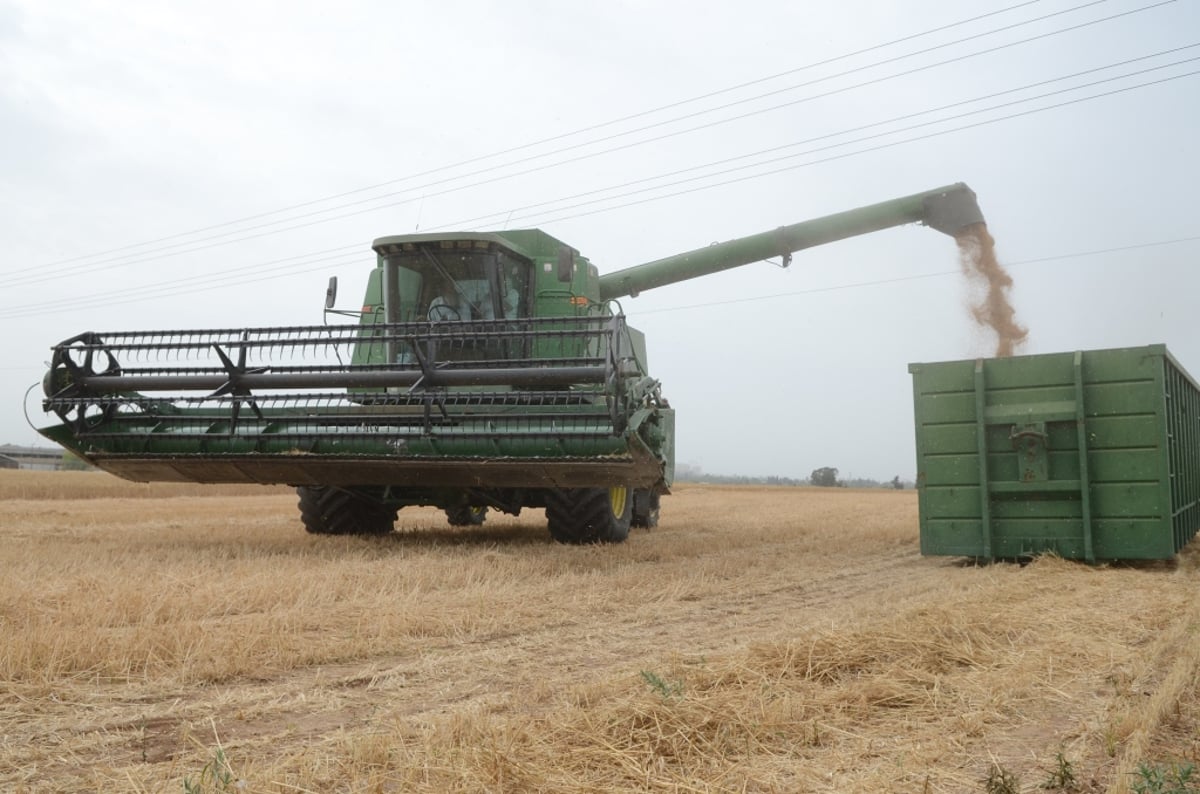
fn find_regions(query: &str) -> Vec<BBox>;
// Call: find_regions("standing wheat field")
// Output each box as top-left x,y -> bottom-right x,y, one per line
1,470 -> 1198,792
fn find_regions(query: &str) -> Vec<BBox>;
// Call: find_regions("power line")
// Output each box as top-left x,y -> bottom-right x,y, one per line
13,0 -> 1055,275
8,0 -> 1149,281
0,62 -> 1194,319
243,0 -> 1126,241
426,45 -> 1199,231
1,253 -> 367,319
7,0 -> 1169,286
633,235 -> 1200,316
187,0 -> 1166,249
445,64 -> 1200,230
7,231 -> 1197,326
5,42 -> 1190,301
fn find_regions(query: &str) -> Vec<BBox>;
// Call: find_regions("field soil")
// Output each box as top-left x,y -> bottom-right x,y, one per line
2,471 -> 1198,792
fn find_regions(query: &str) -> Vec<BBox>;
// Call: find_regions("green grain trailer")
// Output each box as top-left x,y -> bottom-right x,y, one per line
909,345 -> 1200,561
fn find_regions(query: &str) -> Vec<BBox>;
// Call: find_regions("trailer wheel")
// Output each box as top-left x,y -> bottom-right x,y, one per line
546,486 -> 632,544
631,490 -> 660,529
445,505 -> 488,526
296,486 -> 397,536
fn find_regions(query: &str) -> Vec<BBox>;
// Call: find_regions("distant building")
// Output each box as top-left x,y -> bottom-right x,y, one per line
0,444 -> 68,471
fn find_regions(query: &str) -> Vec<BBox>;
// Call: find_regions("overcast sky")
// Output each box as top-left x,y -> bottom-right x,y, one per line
2,0 -> 1198,480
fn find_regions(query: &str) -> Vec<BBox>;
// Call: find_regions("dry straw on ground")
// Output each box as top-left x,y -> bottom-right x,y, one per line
2,472 -> 1198,792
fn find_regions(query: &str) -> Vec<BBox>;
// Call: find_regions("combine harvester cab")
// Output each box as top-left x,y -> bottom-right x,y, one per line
38,184 -> 984,543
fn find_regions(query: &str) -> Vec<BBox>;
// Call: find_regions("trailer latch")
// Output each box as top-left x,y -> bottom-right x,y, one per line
1009,422 -> 1048,483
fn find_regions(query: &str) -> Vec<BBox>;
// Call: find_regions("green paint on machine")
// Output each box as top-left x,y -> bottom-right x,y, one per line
38,184 -> 985,544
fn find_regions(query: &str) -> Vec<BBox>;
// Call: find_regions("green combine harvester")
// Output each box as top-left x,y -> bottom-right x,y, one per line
38,183 -> 984,543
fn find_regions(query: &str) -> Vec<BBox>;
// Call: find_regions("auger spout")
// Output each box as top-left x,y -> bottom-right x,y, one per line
598,182 -> 983,301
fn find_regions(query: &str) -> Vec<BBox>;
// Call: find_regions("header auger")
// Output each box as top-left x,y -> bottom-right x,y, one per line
38,183 -> 984,543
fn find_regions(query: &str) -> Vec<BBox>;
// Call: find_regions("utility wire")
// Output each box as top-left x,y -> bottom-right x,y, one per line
7,0 -> 1150,279
634,235 -> 1200,316
5,0 -> 1167,285
425,46 -> 1199,231
5,230 -> 1197,324
121,0 -> 1158,259
1,63 -> 1195,317
1,241 -> 369,300
15,0 -> 1055,274
3,44 -> 1191,300
523,67 -> 1199,229
0,252 -> 368,317
144,0 -> 1125,252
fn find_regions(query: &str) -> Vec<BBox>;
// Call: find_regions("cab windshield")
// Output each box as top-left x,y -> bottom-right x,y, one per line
384,241 -> 530,323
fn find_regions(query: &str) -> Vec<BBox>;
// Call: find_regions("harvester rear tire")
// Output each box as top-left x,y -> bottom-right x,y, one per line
297,486 -> 397,536
631,490 -> 660,529
545,486 -> 632,545
446,505 -> 488,526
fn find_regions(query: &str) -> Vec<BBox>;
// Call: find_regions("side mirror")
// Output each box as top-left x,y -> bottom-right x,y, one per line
324,276 -> 338,310
556,246 -> 575,283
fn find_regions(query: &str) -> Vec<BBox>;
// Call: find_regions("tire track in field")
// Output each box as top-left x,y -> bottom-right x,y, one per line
13,483 -> 1200,790
125,546 -> 952,760
49,544 -> 939,772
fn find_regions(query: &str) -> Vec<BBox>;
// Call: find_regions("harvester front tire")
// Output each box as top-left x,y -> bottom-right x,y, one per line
446,505 -> 488,526
546,486 -> 632,545
297,486 -> 397,536
631,490 -> 660,529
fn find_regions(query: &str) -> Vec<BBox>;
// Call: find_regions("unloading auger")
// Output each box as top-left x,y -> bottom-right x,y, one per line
38,183 -> 984,543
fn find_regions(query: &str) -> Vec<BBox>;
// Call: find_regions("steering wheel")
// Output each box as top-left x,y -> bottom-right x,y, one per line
428,304 -> 462,321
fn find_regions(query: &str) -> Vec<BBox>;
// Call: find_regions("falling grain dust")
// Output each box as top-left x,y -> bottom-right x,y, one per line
956,223 -> 1028,357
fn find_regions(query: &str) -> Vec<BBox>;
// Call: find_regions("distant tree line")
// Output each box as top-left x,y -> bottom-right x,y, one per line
674,463 -> 910,489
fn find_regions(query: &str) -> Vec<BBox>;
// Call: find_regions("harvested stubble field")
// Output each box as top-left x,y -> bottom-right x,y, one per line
2,471 -> 1199,793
